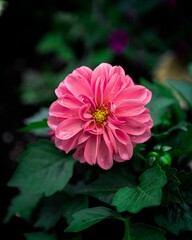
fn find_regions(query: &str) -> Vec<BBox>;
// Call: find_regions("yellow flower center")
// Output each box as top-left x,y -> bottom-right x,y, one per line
92,106 -> 109,124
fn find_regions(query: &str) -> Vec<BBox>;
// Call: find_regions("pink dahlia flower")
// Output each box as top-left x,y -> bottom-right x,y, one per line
48,63 -> 153,170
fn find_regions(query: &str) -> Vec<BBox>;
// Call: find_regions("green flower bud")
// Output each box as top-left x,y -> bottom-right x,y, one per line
159,153 -> 172,166
147,152 -> 160,166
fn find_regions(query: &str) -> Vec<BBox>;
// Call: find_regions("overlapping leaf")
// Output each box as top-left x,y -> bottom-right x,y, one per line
130,223 -> 166,240
65,207 -> 124,232
4,192 -> 42,223
112,165 -> 167,213
81,167 -> 135,204
8,140 -> 75,196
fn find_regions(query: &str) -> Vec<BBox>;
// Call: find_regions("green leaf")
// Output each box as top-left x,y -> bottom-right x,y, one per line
145,92 -> 174,126
20,69 -> 69,104
81,167 -> 135,204
178,172 -> 192,204
169,123 -> 192,156
35,190 -> 88,230
0,0 -> 6,16
36,32 -> 75,61
141,79 -> 185,126
18,120 -> 48,134
154,202 -> 192,235
86,49 -> 114,66
154,170 -> 192,234
25,232 -> 57,240
161,166 -> 182,206
19,108 -> 49,136
152,121 -> 188,138
8,140 -> 75,196
112,165 -> 167,213
24,107 -> 49,123
131,223 -> 166,240
63,195 -> 89,224
166,79 -> 192,109
34,192 -> 66,230
4,192 -> 42,223
64,206 -> 124,232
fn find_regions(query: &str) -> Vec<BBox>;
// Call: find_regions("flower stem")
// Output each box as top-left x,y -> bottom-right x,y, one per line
123,218 -> 132,240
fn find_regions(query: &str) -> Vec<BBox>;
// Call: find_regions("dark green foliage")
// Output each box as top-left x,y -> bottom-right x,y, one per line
3,1 -> 192,239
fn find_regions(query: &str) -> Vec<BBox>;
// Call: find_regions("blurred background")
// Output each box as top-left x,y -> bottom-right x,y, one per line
1,0 -> 192,238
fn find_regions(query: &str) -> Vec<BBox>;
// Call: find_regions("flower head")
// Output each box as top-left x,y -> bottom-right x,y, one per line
48,63 -> 153,170
108,29 -> 129,53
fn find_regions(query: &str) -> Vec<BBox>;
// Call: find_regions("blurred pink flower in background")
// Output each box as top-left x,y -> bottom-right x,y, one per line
108,29 -> 129,53
48,63 -> 153,169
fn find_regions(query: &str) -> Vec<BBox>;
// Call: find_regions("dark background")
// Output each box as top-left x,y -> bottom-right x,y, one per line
1,0 -> 192,239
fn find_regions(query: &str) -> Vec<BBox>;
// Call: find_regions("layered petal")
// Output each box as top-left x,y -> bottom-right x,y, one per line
73,66 -> 92,82
49,101 -> 77,118
130,127 -> 151,144
84,135 -> 100,165
57,94 -> 83,109
55,119 -> 84,140
47,116 -> 64,131
114,137 -> 133,162
104,73 -> 126,101
97,137 -> 113,170
65,73 -> 93,97
48,62 -> 153,170
115,100 -> 145,117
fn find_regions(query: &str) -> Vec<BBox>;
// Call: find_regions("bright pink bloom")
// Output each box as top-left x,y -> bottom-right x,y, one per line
48,63 -> 153,170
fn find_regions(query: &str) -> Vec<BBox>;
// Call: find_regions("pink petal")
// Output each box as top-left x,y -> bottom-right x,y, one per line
84,135 -> 100,165
73,145 -> 86,163
49,101 -> 73,118
108,122 -> 130,144
130,127 -> 151,143
73,66 -> 92,82
60,132 -> 81,153
55,118 -> 84,140
79,104 -> 92,120
57,94 -> 83,109
112,128 -> 129,145
104,73 -> 125,101
94,76 -> 105,106
125,75 -> 134,87
115,137 -> 133,162
109,65 -> 125,78
106,127 -> 117,153
90,63 -> 112,96
91,63 -> 112,84
143,89 -> 152,105
47,116 -> 64,130
78,132 -> 90,144
49,101 -> 66,119
84,120 -> 104,135
103,129 -> 114,152
116,100 -> 145,117
55,81 -> 71,98
124,86 -> 147,102
113,85 -> 148,104
97,138 -> 113,170
54,137 -> 63,150
65,73 -> 92,97
79,94 -> 96,110
120,118 -> 147,135
132,112 -> 153,129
